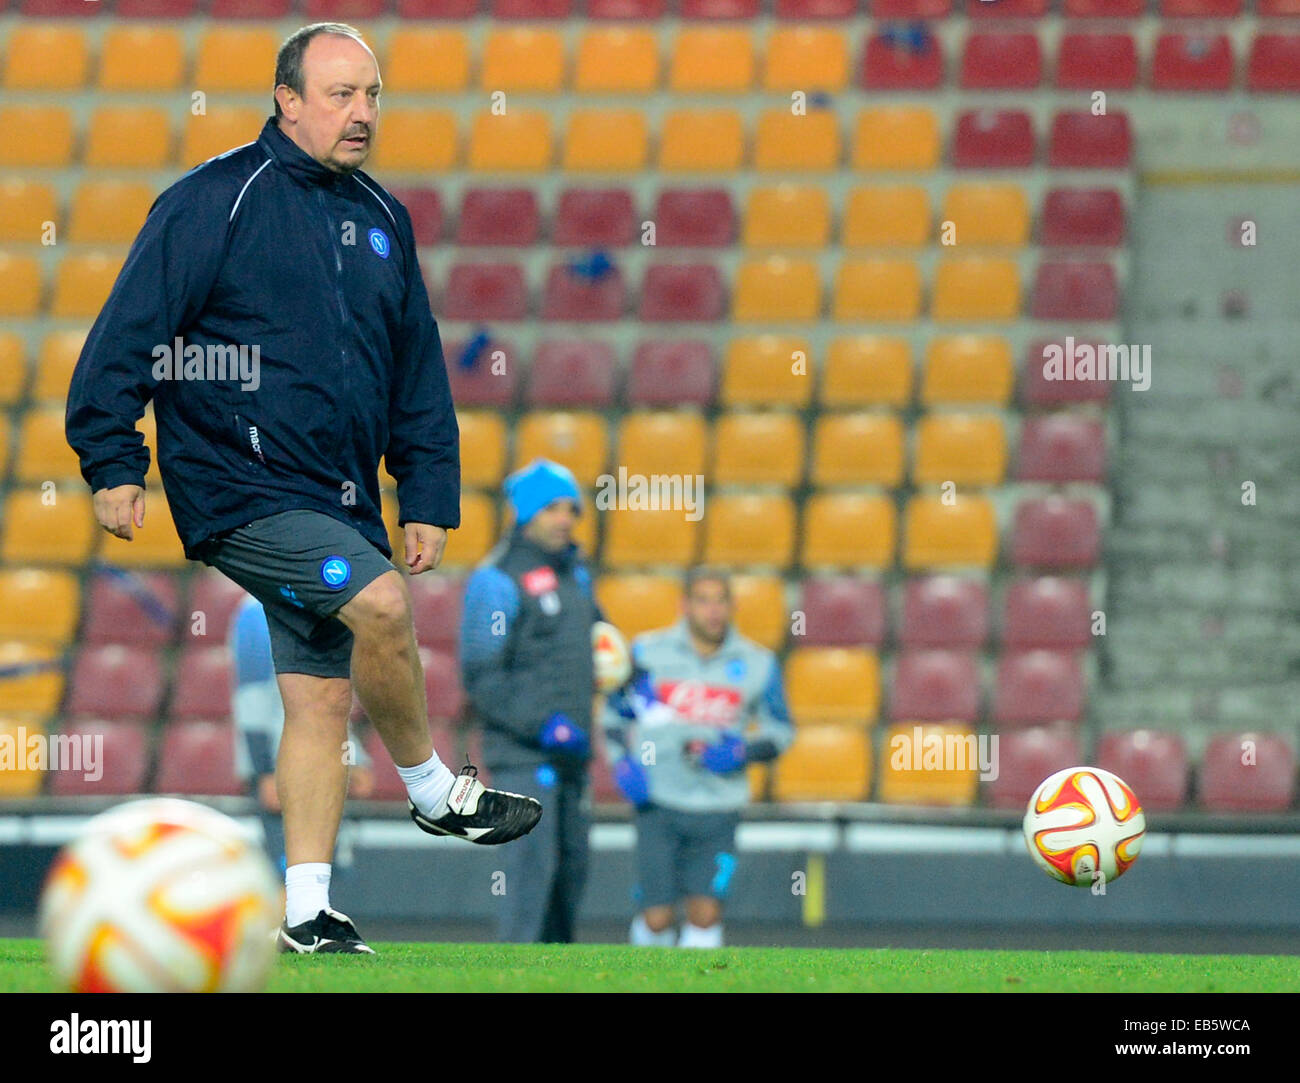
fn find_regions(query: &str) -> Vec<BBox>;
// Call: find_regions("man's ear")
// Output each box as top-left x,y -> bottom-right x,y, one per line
274,85 -> 299,121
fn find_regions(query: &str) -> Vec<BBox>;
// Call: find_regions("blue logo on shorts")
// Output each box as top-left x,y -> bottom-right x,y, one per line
368,228 -> 390,259
320,557 -> 351,590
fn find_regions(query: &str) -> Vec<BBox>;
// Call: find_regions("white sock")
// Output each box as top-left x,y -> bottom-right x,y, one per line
630,915 -> 676,947
285,863 -> 331,927
678,921 -> 724,949
396,751 -> 457,818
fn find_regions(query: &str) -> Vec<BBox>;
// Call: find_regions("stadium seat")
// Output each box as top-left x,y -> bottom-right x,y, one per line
960,34 -> 1042,90
389,188 -> 443,244
1056,33 -> 1139,91
1048,111 -> 1132,169
370,110 -> 457,173
47,721 -> 149,797
670,28 -> 754,91
0,105 -> 74,167
0,334 -> 25,404
1065,0 -> 1142,11
512,411 -> 608,480
51,253 -> 123,319
17,406 -> 84,482
852,108 -> 941,171
889,650 -> 980,723
639,264 -> 726,321
171,647 -> 233,722
303,0 -> 387,14
712,412 -> 805,487
0,642 -> 64,715
658,110 -> 745,172
734,258 -> 821,321
1257,0 -> 1300,12
913,414 -> 1007,487
993,650 -> 1084,727
0,719 -> 45,797
527,341 -> 614,409
798,578 -> 887,648
420,648 -> 465,723
81,569 -> 180,649
493,0 -> 572,14
595,575 -> 683,641
396,0 -> 479,12
833,259 -> 922,322
771,726 -> 871,802
156,721 -> 243,796
801,493 -> 897,570
966,0 -> 1046,14
860,30 -> 944,91
602,508 -> 700,569
443,262 -> 529,320
588,0 -> 664,14
456,411 -> 508,488
29,331 -> 79,403
542,262 -> 627,321
186,571 -> 251,645
575,28 -> 659,92
1097,730 -> 1188,812
1,488 -> 98,566
441,492 -> 497,568
931,259 -> 1021,321
876,723 -> 979,807
900,576 -> 990,649
194,28 -> 279,93
810,412 -> 905,488
468,110 -> 552,172
115,0 -> 201,12
777,0 -> 855,13
1016,415 -> 1107,484
0,254 -> 40,317
85,107 -> 171,168
68,181 -> 154,244
0,179 -> 56,243
1200,733 -> 1295,812
408,574 -> 463,654
730,574 -> 787,652
874,0 -> 950,13
0,570 -> 79,646
1160,0 -> 1241,15
822,336 -> 912,408
1041,188 -> 1126,248
99,27 -> 185,90
1152,34 -> 1234,92
939,185 -> 1030,248
1010,497 -> 1100,569
922,336 -> 1013,406
456,188 -> 540,246
1002,577 -> 1092,651
386,28 -> 470,92
99,491 -> 187,568
210,0 -> 293,12
984,726 -> 1082,810
564,110 -> 650,172
1032,262 -> 1119,321
744,185 -> 831,249
754,109 -> 841,172
721,335 -> 813,408
763,27 -> 851,91
1021,339 -> 1113,407
481,28 -> 564,92
1248,35 -> 1300,92
652,188 -> 737,247
784,647 -> 880,727
902,495 -> 998,570
626,340 -> 715,407
66,645 -> 164,722
182,107 -> 264,169
842,186 -> 929,249
554,188 -> 636,247
3,26 -> 89,89
952,110 -> 1035,169
702,494 -> 797,569
444,337 -> 521,408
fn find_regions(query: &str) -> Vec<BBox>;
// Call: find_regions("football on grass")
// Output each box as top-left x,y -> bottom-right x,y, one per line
1023,767 -> 1146,887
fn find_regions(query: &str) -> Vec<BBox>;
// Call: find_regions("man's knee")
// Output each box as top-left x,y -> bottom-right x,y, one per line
337,571 -> 411,638
277,673 -> 352,731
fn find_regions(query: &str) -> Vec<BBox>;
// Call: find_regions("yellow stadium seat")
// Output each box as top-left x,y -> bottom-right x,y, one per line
194,28 -> 279,93
743,185 -> 831,248
3,26 -> 89,90
0,718 -> 46,796
99,27 -> 185,91
469,110 -> 552,172
481,28 -> 565,93
711,412 -> 805,487
876,723 -> 979,806
0,645 -> 63,718
0,254 -> 41,317
564,110 -> 649,172
754,109 -> 840,172
602,508 -> 700,570
386,29 -> 470,92
785,647 -> 880,726
940,184 -> 1030,248
616,412 -> 709,478
903,494 -> 998,570
733,259 -> 821,323
833,259 -> 922,321
730,573 -> 787,652
748,763 -> 769,802
371,109 -> 457,172
703,493 -> 796,569
0,179 -> 57,243
513,411 -> 607,482
137,405 -> 161,484
821,336 -> 912,408
801,493 -> 896,570
810,412 -> 905,488
442,492 -> 497,568
458,411 -> 508,489
721,336 -> 814,409
0,415 -> 8,478
596,574 -> 682,640
51,253 -> 124,319
0,488 -> 98,567
852,107 -> 940,171
764,27 -> 850,92
68,181 -> 155,244
575,29 -> 659,93
913,414 -> 1007,487
86,107 -> 171,169
0,334 -> 25,405
98,491 -> 185,568
842,186 -> 930,248
670,28 -> 754,92
182,107 -> 264,169
771,725 -> 872,801
0,106 -> 74,167
922,336 -> 1014,407
16,408 -> 82,483
34,330 -> 87,403
0,570 -> 80,646
658,110 -> 744,173
931,259 -> 1021,321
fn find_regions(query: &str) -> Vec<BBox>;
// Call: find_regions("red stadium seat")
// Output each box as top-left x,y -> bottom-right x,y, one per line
66,645 -> 164,722
493,0 -> 572,14
541,262 -> 627,322
900,576 -> 989,649
1002,577 -> 1092,651
1200,733 -> 1295,812
117,0 -> 200,13
527,340 -> 617,406
171,647 -> 233,722
680,0 -> 760,14
639,264 -> 726,322
1016,415 -> 1107,483
1032,262 -> 1119,321
443,263 -> 529,321
186,571 -> 252,644
156,721 -> 243,796
1247,35 -> 1300,93
797,578 -> 887,647
1048,111 -> 1132,169
1040,189 -> 1126,248
211,0 -> 294,14
21,0 -> 102,13
388,188 -> 443,244
1010,497 -> 1101,569
872,0 -> 950,15
1152,34 -> 1234,93
1097,730 -> 1189,812
421,647 -> 465,724
1021,339 -> 1113,407
993,650 -> 1084,727
777,0 -> 857,14
952,110 -> 1036,168
408,573 -> 463,653
588,0 -> 666,14
966,0 -> 1047,13
652,190 -> 737,247
1064,0 -> 1143,12
984,726 -> 1082,810
398,0 -> 481,13
960,34 -> 1042,90
364,727 -> 458,800
444,336 -> 522,408
81,569 -> 180,648
554,188 -> 637,247
1160,0 -> 1241,14
456,189 -> 540,247
1056,34 -> 1138,91
626,340 -> 715,407
304,0 -> 387,14
889,650 -> 981,724
860,31 -> 945,91
48,722 -> 149,796
1259,0 -> 1300,15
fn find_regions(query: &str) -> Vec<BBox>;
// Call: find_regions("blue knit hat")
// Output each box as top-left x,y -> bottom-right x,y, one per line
504,458 -> 582,526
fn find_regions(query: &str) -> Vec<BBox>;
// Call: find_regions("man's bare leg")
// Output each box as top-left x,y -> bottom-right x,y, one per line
276,672 -> 352,867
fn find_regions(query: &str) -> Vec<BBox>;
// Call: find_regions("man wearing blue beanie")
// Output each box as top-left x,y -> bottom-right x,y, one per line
459,458 -> 602,942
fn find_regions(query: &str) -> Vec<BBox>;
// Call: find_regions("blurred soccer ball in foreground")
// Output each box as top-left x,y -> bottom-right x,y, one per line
592,620 -> 632,693
39,798 -> 281,992
1023,767 -> 1146,887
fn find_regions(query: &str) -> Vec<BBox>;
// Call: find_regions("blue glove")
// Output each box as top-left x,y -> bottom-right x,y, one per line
613,756 -> 650,807
699,734 -> 748,775
539,713 -> 589,757
608,666 -> 658,722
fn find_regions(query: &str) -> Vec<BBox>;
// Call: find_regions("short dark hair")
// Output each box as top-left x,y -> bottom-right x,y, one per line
273,23 -> 367,119
684,566 -> 731,599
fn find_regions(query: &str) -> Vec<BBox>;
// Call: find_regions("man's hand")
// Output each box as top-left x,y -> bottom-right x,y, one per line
93,484 -> 145,540
403,522 -> 447,574
613,756 -> 651,808
698,734 -> 749,775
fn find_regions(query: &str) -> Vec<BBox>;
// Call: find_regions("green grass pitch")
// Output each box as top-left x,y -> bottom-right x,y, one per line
1,938 -> 1298,992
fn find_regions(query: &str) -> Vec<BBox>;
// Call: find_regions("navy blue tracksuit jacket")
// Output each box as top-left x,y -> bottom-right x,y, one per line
65,117 -> 460,560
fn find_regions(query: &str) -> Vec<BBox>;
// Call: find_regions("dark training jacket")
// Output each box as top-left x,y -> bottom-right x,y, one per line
65,117 -> 460,560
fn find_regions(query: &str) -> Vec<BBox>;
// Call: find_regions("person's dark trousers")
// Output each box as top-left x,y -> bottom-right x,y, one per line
489,764 -> 590,944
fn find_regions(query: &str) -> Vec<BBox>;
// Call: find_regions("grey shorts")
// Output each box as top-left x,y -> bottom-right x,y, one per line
633,805 -> 740,909
197,509 -> 395,678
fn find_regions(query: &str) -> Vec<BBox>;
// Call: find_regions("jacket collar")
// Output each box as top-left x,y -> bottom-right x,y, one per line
257,116 -> 352,190
509,527 -> 577,573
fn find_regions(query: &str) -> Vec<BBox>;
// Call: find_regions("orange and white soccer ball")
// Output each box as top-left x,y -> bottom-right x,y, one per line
1023,767 -> 1146,887
38,798 -> 282,992
593,620 -> 632,694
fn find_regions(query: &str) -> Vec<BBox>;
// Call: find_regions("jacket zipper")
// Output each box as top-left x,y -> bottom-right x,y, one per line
318,187 -> 351,466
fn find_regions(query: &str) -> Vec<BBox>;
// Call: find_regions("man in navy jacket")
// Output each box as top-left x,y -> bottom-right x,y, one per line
65,23 -> 540,954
